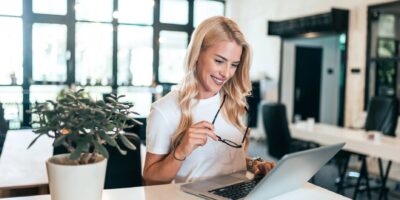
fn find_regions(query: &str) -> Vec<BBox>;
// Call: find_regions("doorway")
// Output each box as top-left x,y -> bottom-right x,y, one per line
280,35 -> 345,126
293,46 -> 323,122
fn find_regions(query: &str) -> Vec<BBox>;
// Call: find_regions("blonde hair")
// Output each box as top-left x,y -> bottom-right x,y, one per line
172,16 -> 252,149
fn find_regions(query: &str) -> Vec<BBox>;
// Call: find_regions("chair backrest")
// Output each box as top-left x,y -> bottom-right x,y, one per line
0,103 -> 8,155
0,103 -> 8,134
262,103 -> 292,159
365,96 -> 399,136
104,133 -> 142,189
53,133 -> 142,189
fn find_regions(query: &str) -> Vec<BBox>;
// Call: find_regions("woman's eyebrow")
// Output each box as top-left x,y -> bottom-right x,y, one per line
215,54 -> 240,63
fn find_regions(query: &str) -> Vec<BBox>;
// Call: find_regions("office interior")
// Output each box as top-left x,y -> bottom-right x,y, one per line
1,0 -> 400,199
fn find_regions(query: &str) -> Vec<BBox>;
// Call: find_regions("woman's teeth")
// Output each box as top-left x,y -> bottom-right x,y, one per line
212,76 -> 224,85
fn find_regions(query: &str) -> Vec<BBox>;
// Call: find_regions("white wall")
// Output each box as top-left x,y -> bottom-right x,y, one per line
226,0 -> 395,126
281,36 -> 341,125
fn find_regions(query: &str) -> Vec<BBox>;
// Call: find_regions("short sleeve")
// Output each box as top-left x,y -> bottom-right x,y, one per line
146,106 -> 175,154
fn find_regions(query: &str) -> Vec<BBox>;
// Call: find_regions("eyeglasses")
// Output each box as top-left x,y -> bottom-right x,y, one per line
211,95 -> 249,148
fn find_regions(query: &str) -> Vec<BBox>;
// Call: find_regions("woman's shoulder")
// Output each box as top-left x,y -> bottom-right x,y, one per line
151,90 -> 180,112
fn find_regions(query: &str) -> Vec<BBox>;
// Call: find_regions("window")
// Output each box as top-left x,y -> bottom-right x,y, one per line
75,0 -> 113,22
160,0 -> 188,25
0,0 -> 225,126
158,31 -> 188,83
118,26 -> 153,86
366,6 -> 400,106
194,0 -> 224,26
75,22 -> 113,86
0,17 -> 22,85
32,23 -> 68,82
33,0 -> 67,15
118,0 -> 153,25
0,0 -> 22,16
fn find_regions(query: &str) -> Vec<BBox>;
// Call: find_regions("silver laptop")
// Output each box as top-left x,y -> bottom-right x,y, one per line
181,143 -> 345,200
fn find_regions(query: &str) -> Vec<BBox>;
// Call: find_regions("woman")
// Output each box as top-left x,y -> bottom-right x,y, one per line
144,16 -> 274,185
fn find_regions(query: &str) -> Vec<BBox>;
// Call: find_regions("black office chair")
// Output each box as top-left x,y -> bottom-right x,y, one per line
262,103 -> 315,160
53,133 -> 142,189
338,96 -> 398,200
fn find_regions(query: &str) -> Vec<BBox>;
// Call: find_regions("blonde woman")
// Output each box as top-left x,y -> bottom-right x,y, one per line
144,16 -> 274,185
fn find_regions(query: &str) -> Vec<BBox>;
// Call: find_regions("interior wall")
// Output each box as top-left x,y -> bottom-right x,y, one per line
281,36 -> 341,125
225,0 -> 396,127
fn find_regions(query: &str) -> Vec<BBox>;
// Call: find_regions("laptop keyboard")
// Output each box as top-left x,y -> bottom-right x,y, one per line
208,179 -> 260,200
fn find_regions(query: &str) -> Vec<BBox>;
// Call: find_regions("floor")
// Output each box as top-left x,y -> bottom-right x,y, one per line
247,138 -> 400,200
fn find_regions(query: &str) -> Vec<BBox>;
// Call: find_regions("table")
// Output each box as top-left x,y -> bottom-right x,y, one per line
0,129 -> 53,189
1,182 -> 349,200
291,122 -> 400,199
290,122 -> 400,163
0,129 -> 349,199
0,129 -> 147,191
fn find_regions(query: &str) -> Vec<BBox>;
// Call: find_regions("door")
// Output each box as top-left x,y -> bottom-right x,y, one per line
293,46 -> 322,122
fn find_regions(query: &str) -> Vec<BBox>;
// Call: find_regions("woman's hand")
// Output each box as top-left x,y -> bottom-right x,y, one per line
253,161 -> 275,176
174,121 -> 218,160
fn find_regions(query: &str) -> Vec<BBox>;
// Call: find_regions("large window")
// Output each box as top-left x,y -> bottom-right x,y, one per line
366,4 -> 400,108
0,0 -> 225,127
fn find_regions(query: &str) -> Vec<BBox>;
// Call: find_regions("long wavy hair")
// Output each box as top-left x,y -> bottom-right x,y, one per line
172,16 -> 252,149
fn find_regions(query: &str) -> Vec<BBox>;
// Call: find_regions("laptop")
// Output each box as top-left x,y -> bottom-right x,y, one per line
181,143 -> 345,200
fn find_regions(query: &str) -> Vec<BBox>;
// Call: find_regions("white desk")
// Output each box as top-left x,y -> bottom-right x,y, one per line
0,129 -> 147,190
1,182 -> 349,200
0,129 -> 349,199
0,129 -> 53,189
291,122 -> 400,163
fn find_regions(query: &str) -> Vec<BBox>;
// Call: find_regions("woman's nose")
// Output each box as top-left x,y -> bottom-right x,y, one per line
219,64 -> 230,78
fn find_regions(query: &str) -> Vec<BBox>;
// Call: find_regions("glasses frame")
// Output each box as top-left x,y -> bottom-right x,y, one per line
211,95 -> 249,148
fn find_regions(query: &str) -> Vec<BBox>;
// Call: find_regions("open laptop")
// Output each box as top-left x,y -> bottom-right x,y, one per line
181,143 -> 345,200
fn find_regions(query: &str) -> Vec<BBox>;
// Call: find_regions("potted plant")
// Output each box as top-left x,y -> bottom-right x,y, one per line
28,89 -> 141,200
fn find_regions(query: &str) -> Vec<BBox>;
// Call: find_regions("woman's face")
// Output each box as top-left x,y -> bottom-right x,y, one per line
196,41 -> 242,99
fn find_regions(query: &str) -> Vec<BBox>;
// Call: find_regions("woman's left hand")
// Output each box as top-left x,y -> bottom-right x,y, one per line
253,161 -> 275,176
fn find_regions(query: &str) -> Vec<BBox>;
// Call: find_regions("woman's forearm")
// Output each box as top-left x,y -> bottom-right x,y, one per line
143,150 -> 186,185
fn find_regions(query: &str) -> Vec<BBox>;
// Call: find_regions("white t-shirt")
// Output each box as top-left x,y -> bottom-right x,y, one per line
146,91 -> 247,183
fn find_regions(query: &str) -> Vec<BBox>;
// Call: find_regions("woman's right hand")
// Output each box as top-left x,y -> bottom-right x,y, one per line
174,121 -> 218,160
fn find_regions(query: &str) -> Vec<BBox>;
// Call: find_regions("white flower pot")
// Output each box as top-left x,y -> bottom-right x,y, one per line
46,154 -> 107,200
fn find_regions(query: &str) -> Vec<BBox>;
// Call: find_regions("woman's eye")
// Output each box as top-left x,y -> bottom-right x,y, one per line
232,64 -> 239,68
215,59 -> 224,64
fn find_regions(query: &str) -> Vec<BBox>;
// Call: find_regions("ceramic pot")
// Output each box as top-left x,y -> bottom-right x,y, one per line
46,153 -> 107,200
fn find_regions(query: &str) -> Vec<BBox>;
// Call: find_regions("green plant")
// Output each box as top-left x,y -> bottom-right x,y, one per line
28,89 -> 141,164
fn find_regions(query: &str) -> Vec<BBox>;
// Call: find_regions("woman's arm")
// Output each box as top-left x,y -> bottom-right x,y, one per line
143,151 -> 186,185
143,121 -> 218,185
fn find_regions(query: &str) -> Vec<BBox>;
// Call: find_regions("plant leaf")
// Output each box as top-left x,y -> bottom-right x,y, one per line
93,141 -> 109,158
119,134 -> 136,151
69,146 -> 84,160
99,130 -> 117,146
27,134 -> 45,149
115,143 -> 127,155
53,134 -> 69,147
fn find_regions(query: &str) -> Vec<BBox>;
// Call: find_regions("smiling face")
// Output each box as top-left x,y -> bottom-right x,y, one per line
195,41 -> 242,99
